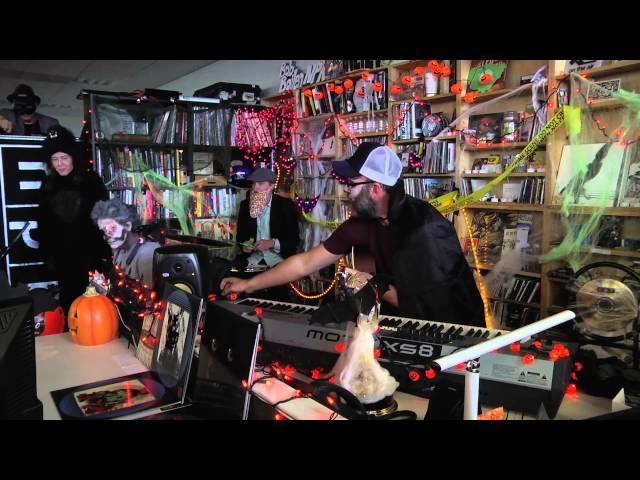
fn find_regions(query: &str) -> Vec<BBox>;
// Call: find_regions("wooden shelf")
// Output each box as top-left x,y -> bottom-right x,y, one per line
296,112 -> 335,122
390,92 -> 456,105
555,60 -> 640,80
465,202 -> 544,211
392,138 -> 422,144
392,134 -> 457,144
474,88 -> 529,102
468,261 -> 541,278
338,131 -> 389,139
489,297 -> 541,309
462,141 -> 543,151
96,141 -> 186,149
585,98 -> 624,111
579,247 -> 640,259
461,172 -> 545,178
546,205 -> 640,217
404,173 -> 454,177
338,109 -> 388,120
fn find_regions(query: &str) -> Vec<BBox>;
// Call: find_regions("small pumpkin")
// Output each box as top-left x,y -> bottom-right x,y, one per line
68,286 -> 119,346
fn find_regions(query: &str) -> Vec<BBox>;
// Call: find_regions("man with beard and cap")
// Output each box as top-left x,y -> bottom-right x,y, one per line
0,84 -> 59,135
221,142 -> 485,327
33,125 -> 111,319
91,198 -> 161,286
234,166 -> 300,301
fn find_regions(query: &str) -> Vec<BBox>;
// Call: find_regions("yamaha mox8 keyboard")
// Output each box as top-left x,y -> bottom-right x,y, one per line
208,297 -> 576,418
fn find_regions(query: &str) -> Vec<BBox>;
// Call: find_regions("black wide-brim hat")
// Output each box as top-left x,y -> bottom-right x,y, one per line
7,84 -> 41,104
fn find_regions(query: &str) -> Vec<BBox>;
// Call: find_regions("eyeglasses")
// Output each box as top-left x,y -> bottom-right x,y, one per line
346,179 -> 376,188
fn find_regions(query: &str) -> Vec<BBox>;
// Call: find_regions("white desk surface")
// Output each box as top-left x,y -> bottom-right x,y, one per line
36,334 -> 147,420
36,333 -> 612,420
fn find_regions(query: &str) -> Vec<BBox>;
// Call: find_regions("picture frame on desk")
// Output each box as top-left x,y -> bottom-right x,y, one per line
50,284 -> 204,420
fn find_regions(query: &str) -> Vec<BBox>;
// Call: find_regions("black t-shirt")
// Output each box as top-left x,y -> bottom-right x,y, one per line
23,121 -> 42,135
323,217 -> 392,275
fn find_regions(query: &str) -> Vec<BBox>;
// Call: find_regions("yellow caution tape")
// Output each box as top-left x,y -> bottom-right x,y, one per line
438,109 -> 565,215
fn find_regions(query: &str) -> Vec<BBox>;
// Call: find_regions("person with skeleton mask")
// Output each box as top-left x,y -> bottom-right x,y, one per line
0,84 -> 59,135
91,198 -> 161,286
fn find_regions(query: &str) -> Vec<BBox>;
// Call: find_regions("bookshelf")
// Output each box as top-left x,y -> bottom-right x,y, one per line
273,59 -> 640,318
79,89 -> 241,240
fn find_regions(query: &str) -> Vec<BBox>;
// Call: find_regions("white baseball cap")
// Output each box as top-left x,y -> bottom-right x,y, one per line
332,143 -> 402,186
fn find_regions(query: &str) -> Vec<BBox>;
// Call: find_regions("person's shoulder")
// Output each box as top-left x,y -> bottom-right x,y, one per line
0,109 -> 16,120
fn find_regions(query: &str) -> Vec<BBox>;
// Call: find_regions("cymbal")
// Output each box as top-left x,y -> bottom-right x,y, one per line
164,233 -> 235,248
576,278 -> 637,336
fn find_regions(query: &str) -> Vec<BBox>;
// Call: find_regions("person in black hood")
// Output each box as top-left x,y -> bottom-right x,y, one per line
220,142 -> 486,327
33,125 -> 111,321
0,84 -> 59,135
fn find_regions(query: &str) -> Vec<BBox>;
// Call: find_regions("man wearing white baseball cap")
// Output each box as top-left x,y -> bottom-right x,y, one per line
221,142 -> 484,327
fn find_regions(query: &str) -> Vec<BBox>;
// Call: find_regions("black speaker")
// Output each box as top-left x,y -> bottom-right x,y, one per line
153,244 -> 210,299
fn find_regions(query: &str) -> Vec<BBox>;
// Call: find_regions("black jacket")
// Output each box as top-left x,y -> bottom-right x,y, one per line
236,193 -> 300,259
35,169 -> 111,273
388,190 -> 485,327
0,109 -> 59,135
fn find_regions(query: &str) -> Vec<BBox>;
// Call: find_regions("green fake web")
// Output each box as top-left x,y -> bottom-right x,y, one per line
540,73 -> 640,273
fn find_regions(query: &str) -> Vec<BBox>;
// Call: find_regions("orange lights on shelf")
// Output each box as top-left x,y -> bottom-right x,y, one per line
255,307 -> 263,317
408,370 -> 421,382
510,343 -> 521,353
425,368 -> 437,380
565,383 -> 577,395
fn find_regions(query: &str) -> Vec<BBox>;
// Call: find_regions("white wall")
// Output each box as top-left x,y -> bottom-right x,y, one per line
158,60 -> 323,98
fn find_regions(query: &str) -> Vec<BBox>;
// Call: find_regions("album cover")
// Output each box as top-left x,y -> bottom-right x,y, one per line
616,144 -> 640,207
469,113 -> 503,144
50,371 -> 175,420
554,142 -> 628,207
467,60 -> 509,93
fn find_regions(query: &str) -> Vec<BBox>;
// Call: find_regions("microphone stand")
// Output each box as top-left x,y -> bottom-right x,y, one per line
431,310 -> 576,420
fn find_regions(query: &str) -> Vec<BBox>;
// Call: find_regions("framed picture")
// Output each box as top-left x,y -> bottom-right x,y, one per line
467,60 -> 509,93
469,113 -> 503,144
587,78 -> 621,101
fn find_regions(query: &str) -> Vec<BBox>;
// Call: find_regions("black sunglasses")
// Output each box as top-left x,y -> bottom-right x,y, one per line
346,179 -> 376,188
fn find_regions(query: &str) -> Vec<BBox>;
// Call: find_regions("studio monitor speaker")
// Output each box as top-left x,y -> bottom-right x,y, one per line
153,244 -> 210,299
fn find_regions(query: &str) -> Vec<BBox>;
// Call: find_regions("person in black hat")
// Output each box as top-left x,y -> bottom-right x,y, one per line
32,125 -> 111,321
0,84 -> 59,135
221,143 -> 485,327
233,166 -> 300,301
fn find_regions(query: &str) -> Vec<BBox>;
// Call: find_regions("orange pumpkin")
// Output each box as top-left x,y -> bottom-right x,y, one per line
68,286 -> 119,346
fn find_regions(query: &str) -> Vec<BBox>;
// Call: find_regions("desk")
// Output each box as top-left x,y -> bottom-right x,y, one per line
36,334 -> 146,420
36,334 -> 613,420
250,373 -> 613,420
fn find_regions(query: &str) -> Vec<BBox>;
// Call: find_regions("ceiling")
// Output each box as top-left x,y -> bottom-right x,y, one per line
0,60 -> 218,132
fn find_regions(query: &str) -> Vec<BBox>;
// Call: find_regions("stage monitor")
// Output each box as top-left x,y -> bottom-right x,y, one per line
0,294 -> 43,419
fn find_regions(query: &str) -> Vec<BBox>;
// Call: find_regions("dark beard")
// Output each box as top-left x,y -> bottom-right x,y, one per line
351,189 -> 378,219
